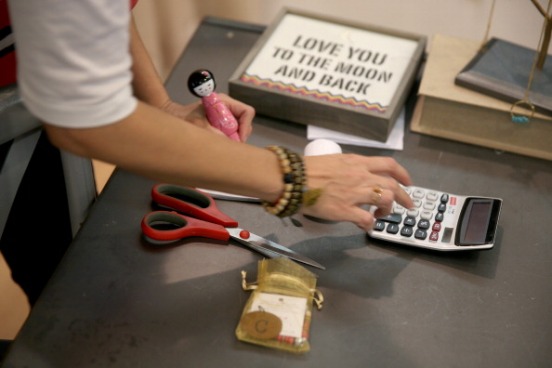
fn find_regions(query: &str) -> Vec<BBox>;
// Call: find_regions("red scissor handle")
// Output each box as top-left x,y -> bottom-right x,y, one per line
152,184 -> 238,227
141,211 -> 230,243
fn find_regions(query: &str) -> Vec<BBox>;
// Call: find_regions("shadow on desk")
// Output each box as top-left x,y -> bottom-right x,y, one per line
367,230 -> 503,280
286,230 -> 501,295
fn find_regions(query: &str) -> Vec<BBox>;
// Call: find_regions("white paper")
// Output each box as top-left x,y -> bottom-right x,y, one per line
307,108 -> 405,150
198,189 -> 259,202
249,292 -> 308,338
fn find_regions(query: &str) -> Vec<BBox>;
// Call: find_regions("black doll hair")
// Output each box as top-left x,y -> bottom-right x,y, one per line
187,69 -> 216,97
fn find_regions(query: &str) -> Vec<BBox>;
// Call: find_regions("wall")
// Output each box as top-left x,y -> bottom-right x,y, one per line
133,0 -> 551,81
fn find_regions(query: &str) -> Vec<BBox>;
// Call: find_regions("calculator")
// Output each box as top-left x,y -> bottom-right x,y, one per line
367,186 -> 503,251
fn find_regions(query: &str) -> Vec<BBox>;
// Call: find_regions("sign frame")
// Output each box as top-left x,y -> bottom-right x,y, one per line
229,8 -> 426,141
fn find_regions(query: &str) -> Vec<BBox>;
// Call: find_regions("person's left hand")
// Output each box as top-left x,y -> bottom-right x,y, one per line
160,94 -> 255,142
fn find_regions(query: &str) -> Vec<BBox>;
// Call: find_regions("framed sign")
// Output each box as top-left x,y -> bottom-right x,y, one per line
229,8 -> 426,141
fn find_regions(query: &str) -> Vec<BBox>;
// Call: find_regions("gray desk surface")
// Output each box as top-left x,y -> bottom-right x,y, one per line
3,17 -> 552,368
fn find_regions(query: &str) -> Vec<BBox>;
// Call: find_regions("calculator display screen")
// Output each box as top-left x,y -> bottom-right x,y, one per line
458,199 -> 499,246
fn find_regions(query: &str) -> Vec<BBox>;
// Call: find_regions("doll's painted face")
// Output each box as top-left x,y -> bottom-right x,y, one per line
188,69 -> 217,97
192,79 -> 215,97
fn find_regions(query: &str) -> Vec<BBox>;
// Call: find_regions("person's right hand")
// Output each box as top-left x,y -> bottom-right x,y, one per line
302,154 -> 413,231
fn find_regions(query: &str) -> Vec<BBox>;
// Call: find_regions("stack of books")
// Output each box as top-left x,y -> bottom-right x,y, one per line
410,34 -> 552,161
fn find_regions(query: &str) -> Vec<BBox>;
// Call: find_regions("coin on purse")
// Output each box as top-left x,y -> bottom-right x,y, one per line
240,311 -> 282,340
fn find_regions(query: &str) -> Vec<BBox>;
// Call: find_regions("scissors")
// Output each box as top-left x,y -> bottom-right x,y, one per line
141,184 -> 325,270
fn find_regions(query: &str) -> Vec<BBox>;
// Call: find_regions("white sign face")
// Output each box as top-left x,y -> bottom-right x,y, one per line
243,13 -> 419,113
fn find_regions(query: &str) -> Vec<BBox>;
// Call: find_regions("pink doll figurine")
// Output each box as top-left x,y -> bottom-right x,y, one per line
188,69 -> 240,141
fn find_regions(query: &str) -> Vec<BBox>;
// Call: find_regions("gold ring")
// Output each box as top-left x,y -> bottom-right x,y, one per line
372,186 -> 383,203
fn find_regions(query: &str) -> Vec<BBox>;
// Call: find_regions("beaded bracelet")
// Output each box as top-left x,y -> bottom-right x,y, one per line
262,146 -> 306,218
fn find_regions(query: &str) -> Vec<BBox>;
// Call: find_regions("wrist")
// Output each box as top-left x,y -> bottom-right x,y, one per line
262,146 -> 306,218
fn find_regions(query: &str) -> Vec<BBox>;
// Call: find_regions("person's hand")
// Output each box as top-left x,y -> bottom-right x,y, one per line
217,93 -> 254,142
160,94 -> 255,142
302,154 -> 414,231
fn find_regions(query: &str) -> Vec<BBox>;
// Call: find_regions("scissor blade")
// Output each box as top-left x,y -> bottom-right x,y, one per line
227,228 -> 325,270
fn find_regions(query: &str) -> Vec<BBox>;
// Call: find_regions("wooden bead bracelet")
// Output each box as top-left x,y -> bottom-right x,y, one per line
262,146 -> 306,218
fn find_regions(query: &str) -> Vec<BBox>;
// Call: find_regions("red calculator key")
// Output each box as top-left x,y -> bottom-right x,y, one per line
429,231 -> 440,242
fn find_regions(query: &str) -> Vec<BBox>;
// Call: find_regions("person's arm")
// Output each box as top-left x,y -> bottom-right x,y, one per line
128,17 -> 169,109
128,17 -> 253,142
44,105 -> 412,230
45,102 -> 283,202
45,92 -> 413,229
9,0 -> 412,230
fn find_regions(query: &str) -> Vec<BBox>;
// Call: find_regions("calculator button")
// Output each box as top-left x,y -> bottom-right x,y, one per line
427,191 -> 439,201
393,205 -> 405,215
412,199 -> 423,208
429,231 -> 440,242
441,194 -> 449,203
432,222 -> 442,231
403,216 -> 416,227
423,201 -> 436,211
418,219 -> 430,229
386,224 -> 399,234
435,212 -> 444,222
374,221 -> 385,231
407,209 -> 419,217
414,229 -> 427,240
379,213 -> 402,224
400,226 -> 414,237
420,210 -> 433,220
412,189 -> 425,199
438,203 -> 447,212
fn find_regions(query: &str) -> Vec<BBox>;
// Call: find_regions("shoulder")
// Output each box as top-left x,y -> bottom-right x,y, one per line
10,0 -> 137,127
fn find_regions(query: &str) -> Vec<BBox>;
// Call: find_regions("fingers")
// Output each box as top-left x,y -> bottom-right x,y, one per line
302,153 -> 414,230
365,185 -> 392,215
391,185 -> 413,211
303,200 -> 377,231
348,155 -> 413,212
173,94 -> 255,142
349,175 -> 412,215
371,178 -> 413,213
218,93 -> 255,142
348,207 -> 377,231
359,183 -> 409,219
